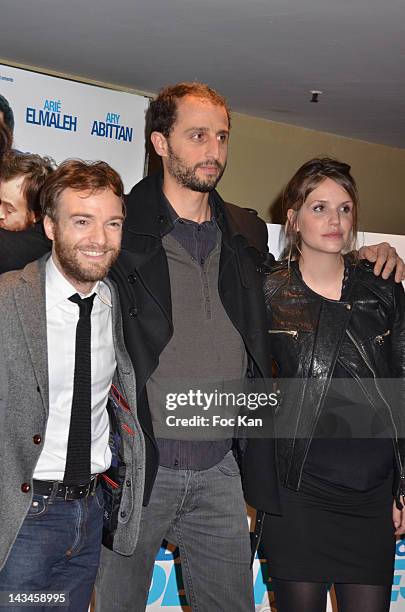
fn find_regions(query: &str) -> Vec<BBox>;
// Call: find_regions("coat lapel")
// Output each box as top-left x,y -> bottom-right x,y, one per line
14,258 -> 49,413
106,276 -> 133,378
105,277 -> 138,420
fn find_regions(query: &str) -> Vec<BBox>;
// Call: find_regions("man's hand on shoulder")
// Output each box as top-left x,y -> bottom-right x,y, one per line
358,242 -> 405,283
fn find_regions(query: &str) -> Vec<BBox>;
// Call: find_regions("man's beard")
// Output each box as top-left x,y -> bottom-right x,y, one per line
0,209 -> 34,232
53,229 -> 119,284
166,143 -> 226,193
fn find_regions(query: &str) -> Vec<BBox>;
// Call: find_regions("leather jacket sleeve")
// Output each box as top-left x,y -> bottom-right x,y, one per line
391,282 -> 405,503
391,282 -> 405,378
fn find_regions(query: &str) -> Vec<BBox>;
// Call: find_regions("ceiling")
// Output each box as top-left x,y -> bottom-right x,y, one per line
1,0 -> 404,148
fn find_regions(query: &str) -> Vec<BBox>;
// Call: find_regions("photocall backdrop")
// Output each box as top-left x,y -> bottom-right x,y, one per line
1,63 -> 404,610
0,63 -> 149,190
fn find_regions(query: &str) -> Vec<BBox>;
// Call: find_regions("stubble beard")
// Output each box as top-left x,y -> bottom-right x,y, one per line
0,209 -> 34,232
166,143 -> 226,193
53,228 -> 119,284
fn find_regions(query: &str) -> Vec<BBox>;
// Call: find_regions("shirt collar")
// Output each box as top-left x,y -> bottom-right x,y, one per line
162,190 -> 216,227
45,255 -> 112,311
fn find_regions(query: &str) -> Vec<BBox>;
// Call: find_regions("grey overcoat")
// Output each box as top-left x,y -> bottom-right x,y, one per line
0,255 -> 145,571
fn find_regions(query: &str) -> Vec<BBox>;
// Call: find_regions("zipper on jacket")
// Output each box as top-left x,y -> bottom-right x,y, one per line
346,329 -> 403,475
375,329 -> 391,345
268,329 -> 298,339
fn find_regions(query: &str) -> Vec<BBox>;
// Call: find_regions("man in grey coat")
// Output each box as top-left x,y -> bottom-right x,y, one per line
0,160 -> 145,612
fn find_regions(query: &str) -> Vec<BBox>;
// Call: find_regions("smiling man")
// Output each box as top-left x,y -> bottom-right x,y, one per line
0,160 -> 145,612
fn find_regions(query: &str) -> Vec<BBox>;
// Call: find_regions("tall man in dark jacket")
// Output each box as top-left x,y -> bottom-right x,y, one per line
95,82 -> 279,611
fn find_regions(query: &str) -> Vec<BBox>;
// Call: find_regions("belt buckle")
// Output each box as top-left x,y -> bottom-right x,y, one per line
64,484 -> 84,501
63,478 -> 97,500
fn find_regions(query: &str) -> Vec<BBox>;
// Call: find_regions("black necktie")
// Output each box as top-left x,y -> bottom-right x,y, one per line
63,292 -> 96,485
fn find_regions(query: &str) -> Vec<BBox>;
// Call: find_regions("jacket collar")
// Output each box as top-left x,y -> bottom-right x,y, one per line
123,173 -> 244,247
123,173 -> 172,243
120,174 -> 249,289
16,255 -> 49,412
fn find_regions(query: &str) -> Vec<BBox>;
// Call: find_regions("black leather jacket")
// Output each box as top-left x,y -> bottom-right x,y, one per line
264,258 -> 405,501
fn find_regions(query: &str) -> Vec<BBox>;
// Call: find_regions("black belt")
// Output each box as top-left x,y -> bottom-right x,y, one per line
32,477 -> 99,500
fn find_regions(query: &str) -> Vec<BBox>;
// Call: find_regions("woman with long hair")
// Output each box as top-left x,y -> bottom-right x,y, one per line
259,158 -> 405,612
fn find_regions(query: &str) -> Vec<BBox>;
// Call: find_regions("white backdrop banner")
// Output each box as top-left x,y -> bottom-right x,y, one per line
0,64 -> 149,190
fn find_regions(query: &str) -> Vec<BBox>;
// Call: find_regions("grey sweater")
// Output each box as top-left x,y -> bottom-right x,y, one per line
147,232 -> 247,469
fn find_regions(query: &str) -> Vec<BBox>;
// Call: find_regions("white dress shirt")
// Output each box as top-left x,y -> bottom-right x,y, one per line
34,255 -> 114,480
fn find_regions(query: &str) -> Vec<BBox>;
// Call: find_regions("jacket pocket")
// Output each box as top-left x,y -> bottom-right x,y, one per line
26,494 -> 49,518
268,329 -> 299,339
373,329 -> 391,346
360,329 -> 391,345
216,451 -> 241,477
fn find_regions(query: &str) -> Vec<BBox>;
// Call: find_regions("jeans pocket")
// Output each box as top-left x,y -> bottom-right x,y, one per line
26,494 -> 49,518
217,451 -> 240,477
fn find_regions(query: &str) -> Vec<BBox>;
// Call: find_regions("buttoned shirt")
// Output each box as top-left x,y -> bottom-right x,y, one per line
165,196 -> 218,265
33,255 -> 114,480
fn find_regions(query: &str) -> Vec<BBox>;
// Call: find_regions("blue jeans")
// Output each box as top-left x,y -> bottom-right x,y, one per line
0,485 -> 104,612
95,451 -> 254,612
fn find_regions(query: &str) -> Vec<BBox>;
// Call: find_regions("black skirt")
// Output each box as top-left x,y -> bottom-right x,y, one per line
260,472 -> 396,585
